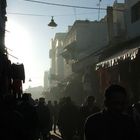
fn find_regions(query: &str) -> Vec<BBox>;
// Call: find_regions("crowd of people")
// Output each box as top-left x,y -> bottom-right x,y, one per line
0,84 -> 140,140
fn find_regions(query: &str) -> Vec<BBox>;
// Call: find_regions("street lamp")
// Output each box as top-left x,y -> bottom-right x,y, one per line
48,16 -> 57,27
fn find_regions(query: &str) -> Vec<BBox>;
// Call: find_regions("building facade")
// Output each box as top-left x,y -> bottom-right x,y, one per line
0,0 -> 7,52
48,0 -> 140,105
62,20 -> 108,62
60,19 -> 109,104
49,33 -> 67,81
48,33 -> 67,100
125,0 -> 140,39
44,71 -> 50,91
96,0 -> 140,104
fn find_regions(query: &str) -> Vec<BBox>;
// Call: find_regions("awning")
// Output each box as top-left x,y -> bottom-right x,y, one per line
96,46 -> 140,70
72,53 -> 99,73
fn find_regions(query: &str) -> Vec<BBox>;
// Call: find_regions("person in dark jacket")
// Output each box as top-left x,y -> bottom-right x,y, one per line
79,96 -> 100,140
17,93 -> 39,140
58,97 -> 80,140
36,97 -> 52,140
53,100 -> 59,133
0,94 -> 24,140
85,84 -> 139,140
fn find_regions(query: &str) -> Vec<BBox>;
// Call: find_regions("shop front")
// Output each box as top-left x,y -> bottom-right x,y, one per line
96,39 -> 140,104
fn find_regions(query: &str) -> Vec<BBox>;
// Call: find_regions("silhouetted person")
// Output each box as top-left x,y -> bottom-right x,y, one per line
47,100 -> 53,131
36,97 -> 52,140
18,93 -> 39,140
85,84 -> 138,140
58,97 -> 80,140
0,94 -> 24,140
79,96 -> 100,140
58,97 -> 67,108
53,100 -> 59,133
34,98 -> 39,106
80,96 -> 100,117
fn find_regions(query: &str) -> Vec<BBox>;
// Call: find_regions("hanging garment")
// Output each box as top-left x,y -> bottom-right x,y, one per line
12,79 -> 23,99
11,63 -> 25,83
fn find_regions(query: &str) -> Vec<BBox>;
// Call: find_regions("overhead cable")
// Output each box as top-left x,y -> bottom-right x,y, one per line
24,0 -> 125,12
7,12 -> 49,17
7,11 -> 105,17
24,0 -> 107,11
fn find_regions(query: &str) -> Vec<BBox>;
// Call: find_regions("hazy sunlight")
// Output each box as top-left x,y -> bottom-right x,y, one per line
5,19 -> 43,90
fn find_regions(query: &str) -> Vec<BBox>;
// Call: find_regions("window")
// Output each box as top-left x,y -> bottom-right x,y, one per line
131,1 -> 140,23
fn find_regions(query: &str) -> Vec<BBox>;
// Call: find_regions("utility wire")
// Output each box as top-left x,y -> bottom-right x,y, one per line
24,0 -> 107,11
8,53 -> 18,59
7,12 -> 49,17
24,0 -> 125,12
7,11 -> 105,17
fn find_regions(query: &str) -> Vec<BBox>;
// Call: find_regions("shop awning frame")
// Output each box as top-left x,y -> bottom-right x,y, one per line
96,46 -> 140,70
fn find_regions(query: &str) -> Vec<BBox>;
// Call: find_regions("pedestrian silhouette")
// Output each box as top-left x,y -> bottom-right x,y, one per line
58,97 -> 80,140
79,96 -> 100,140
85,84 -> 138,140
47,100 -> 54,130
53,100 -> 59,133
36,97 -> 51,140
0,94 -> 24,140
17,93 -> 39,140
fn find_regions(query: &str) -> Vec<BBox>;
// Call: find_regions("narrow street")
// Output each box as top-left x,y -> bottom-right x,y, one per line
0,0 -> 140,140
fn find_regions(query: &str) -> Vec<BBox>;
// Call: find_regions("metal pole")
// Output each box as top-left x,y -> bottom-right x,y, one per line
98,0 -> 101,21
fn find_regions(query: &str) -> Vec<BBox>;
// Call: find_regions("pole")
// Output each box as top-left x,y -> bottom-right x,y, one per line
98,0 -> 101,21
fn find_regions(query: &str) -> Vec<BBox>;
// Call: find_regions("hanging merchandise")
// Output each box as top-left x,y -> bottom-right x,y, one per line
11,63 -> 25,83
11,63 -> 25,99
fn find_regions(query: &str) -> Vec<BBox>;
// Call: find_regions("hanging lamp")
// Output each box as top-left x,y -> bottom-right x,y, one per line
48,16 -> 57,27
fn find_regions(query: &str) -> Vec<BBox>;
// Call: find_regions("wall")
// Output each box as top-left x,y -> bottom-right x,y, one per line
50,39 -> 56,75
125,0 -> 140,39
77,21 -> 108,59
63,60 -> 73,78
113,2 -> 126,37
55,40 -> 65,79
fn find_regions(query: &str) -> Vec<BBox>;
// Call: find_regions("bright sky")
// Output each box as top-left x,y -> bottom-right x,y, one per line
5,0 -> 124,90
